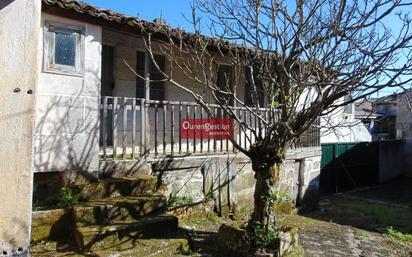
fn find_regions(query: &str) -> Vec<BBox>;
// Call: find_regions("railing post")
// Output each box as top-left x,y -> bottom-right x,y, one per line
102,97 -> 108,160
186,105 -> 190,154
163,104 -> 167,155
112,97 -> 118,159
193,105 -> 197,153
207,105 -> 211,153
145,101 -> 151,154
140,98 -> 146,156
171,104 -> 175,155
214,107 -> 218,153
132,99 -> 136,159
237,108 -> 241,153
179,102 -> 182,154
122,97 -> 128,159
200,107 -> 204,153
154,103 -> 159,156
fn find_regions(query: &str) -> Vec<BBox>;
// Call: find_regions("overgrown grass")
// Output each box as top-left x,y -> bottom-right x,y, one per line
167,188 -> 195,207
333,197 -> 412,234
386,227 -> 412,242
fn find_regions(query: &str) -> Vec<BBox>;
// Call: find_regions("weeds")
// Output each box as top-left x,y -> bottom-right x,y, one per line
57,186 -> 82,208
168,188 -> 195,207
386,227 -> 412,242
253,221 -> 279,249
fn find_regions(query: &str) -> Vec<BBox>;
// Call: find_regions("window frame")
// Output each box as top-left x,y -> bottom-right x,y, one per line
244,66 -> 265,107
216,63 -> 234,106
136,50 -> 166,101
44,21 -> 85,76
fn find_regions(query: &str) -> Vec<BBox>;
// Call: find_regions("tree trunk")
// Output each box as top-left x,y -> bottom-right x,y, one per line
250,162 -> 282,229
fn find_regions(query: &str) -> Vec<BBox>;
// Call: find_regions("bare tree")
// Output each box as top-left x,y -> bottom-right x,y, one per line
134,0 -> 412,248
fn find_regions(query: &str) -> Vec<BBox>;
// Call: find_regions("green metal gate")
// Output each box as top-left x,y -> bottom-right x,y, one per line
320,142 -> 379,194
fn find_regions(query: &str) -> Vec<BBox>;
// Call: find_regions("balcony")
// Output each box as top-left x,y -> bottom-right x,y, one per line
99,96 -> 320,160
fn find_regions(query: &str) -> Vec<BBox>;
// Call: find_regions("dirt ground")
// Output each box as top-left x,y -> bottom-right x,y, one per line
31,178 -> 412,257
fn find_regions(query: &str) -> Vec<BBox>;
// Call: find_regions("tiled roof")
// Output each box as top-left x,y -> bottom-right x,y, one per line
43,0 -> 172,31
42,0 -> 236,49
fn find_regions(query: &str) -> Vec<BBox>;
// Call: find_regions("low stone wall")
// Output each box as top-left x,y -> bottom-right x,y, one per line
32,147 -> 321,216
31,209 -> 73,242
150,147 -> 322,215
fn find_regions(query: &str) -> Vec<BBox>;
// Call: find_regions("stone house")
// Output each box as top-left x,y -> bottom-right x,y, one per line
32,0 -> 322,215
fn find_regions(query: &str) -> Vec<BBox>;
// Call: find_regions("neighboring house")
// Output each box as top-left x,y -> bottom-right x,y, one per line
396,89 -> 412,139
32,0 -> 321,214
355,94 -> 397,141
320,97 -> 371,144
396,90 -> 412,177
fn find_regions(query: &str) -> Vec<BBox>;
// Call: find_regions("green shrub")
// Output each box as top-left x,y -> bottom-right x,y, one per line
253,221 -> 279,249
57,186 -> 82,208
386,227 -> 412,242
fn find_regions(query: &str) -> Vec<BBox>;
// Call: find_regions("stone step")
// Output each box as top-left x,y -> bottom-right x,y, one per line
70,175 -> 166,200
73,215 -> 179,251
73,196 -> 168,227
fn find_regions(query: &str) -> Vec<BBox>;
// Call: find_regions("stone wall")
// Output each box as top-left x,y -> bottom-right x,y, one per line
149,147 -> 322,215
33,146 -> 321,220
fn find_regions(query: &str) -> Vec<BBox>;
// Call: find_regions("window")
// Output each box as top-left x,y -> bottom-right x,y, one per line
44,21 -> 85,75
244,66 -> 265,107
216,64 -> 234,105
136,51 -> 165,101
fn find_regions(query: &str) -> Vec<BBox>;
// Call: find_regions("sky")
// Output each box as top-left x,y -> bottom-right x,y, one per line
86,1 -> 195,31
85,0 -> 409,97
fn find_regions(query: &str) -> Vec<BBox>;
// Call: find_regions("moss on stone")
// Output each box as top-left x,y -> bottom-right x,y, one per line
31,238 -> 190,257
31,224 -> 53,242
218,224 -> 251,257
31,209 -> 71,242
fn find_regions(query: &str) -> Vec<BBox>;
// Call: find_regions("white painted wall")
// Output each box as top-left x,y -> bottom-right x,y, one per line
33,13 -> 102,175
0,0 -> 41,254
321,101 -> 372,144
